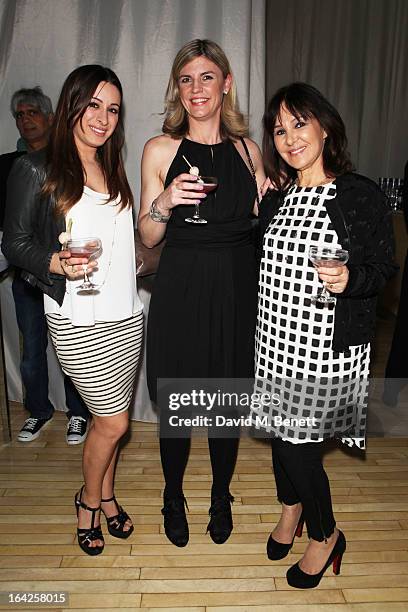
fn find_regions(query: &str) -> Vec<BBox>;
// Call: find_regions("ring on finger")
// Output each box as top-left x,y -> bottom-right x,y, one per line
72,265 -> 75,273
328,282 -> 334,289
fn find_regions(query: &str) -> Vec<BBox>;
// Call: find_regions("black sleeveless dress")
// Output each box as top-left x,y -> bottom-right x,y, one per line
147,138 -> 258,402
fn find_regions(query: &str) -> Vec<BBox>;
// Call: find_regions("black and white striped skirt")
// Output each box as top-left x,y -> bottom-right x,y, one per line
46,312 -> 143,417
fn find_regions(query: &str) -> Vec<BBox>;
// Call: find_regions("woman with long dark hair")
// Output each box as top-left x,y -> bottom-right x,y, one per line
251,82 -> 396,588
2,65 -> 143,555
138,39 -> 265,547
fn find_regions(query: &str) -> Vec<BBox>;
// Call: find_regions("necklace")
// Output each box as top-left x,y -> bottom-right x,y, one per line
296,176 -> 335,188
96,217 -> 117,289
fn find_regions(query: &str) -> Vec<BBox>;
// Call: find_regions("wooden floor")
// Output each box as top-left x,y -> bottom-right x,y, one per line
0,405 -> 407,611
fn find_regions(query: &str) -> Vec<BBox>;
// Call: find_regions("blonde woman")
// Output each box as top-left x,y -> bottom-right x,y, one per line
138,39 -> 265,547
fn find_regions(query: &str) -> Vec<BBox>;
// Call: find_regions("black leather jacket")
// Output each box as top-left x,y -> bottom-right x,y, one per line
1,149 -> 66,305
258,172 -> 398,352
0,150 -> 25,229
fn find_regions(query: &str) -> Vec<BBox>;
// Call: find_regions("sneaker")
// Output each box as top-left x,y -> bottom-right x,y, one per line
17,417 -> 52,442
66,416 -> 88,445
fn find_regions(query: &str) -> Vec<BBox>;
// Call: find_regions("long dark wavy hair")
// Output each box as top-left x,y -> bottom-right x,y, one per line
43,64 -> 133,216
263,82 -> 354,191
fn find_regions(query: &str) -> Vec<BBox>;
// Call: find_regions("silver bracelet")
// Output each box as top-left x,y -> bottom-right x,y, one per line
149,199 -> 171,223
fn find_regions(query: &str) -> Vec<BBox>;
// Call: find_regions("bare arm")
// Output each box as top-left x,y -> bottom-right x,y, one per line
137,137 -> 207,248
235,138 -> 266,216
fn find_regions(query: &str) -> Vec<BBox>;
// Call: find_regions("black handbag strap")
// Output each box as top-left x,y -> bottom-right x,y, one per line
240,137 -> 259,204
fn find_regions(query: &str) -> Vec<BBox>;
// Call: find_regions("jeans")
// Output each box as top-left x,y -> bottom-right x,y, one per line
271,438 -> 336,542
12,273 -> 88,420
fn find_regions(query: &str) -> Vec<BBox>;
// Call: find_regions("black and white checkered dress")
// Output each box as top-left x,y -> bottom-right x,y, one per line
251,183 -> 370,448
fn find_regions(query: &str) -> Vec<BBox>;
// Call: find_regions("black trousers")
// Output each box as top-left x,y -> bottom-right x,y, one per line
271,438 -> 336,542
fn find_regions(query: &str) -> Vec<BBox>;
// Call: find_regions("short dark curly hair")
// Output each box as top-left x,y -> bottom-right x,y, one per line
263,82 -> 354,191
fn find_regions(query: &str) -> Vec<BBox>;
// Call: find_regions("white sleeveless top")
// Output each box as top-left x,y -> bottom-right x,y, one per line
44,186 -> 143,326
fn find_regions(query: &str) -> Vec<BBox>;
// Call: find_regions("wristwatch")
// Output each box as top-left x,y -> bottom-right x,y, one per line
149,199 -> 171,223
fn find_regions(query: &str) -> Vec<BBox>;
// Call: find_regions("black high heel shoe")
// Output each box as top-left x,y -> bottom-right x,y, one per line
161,494 -> 189,547
267,513 -> 304,560
286,529 -> 346,589
101,494 -> 134,539
74,486 -> 104,556
207,493 -> 234,544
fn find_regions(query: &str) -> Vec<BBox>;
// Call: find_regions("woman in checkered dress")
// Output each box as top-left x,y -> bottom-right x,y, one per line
252,83 -> 396,588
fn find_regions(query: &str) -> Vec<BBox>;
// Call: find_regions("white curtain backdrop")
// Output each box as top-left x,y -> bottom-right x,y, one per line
0,0 -> 265,421
0,0 -> 266,194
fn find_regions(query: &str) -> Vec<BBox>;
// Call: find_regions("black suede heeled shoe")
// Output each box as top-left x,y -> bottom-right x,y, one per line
207,493 -> 234,544
286,529 -> 346,589
161,494 -> 189,547
74,486 -> 104,556
101,494 -> 134,539
267,513 -> 304,560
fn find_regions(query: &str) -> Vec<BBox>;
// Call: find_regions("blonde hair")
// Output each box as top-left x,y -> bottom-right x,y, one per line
163,39 -> 248,140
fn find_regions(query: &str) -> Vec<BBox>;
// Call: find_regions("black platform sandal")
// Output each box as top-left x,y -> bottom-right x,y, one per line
74,486 -> 104,556
101,495 -> 134,539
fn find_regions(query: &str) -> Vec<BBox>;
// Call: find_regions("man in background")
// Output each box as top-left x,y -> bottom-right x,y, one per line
0,86 -> 90,444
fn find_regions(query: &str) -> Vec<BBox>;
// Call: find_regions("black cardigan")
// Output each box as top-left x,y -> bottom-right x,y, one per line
257,173 -> 398,352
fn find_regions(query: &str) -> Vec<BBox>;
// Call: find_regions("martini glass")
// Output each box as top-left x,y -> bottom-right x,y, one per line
185,176 -> 218,224
309,246 -> 349,303
66,237 -> 102,291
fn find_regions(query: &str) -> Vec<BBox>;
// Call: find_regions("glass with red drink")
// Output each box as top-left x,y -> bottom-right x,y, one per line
66,237 -> 102,291
185,176 -> 218,224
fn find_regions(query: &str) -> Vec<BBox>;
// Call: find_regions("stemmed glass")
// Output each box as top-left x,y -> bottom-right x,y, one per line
309,246 -> 349,303
185,176 -> 218,224
66,237 -> 102,291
